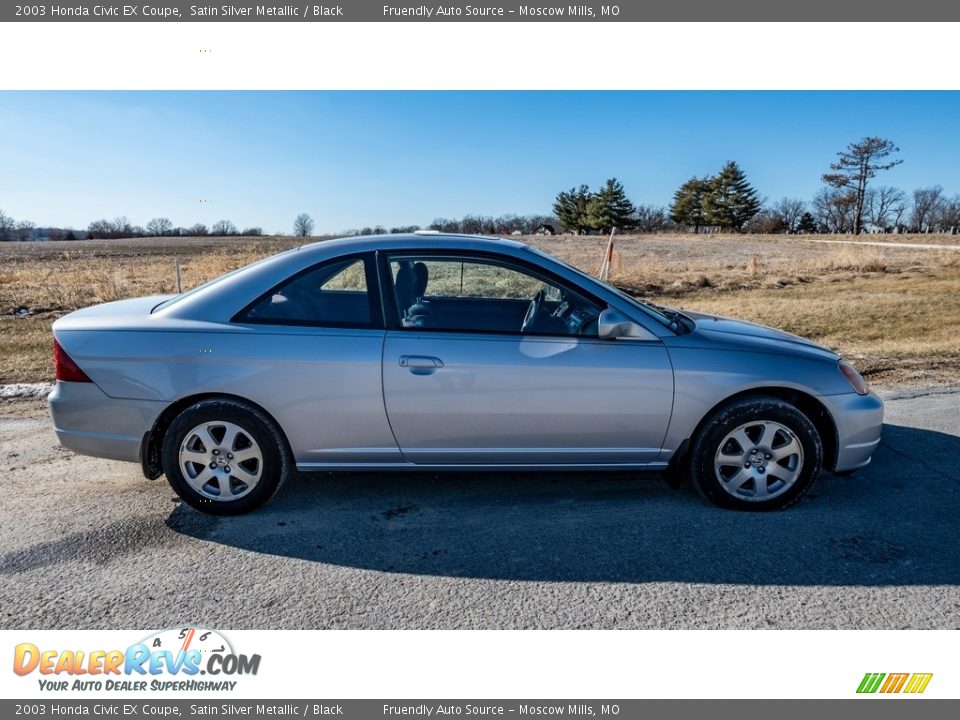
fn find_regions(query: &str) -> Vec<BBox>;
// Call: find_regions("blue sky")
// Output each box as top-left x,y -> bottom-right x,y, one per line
2,91 -> 959,233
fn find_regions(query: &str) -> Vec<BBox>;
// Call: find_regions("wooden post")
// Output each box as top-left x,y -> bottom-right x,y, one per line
598,228 -> 616,281
174,257 -> 182,293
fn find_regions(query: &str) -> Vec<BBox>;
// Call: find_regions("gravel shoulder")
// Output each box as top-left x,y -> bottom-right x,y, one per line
2,388 -> 958,630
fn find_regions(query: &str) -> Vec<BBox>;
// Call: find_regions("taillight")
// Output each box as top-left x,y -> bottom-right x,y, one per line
53,340 -> 92,383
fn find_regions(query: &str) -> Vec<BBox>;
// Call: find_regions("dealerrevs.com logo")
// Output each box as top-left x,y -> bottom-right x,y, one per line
13,627 -> 260,692
857,673 -> 933,695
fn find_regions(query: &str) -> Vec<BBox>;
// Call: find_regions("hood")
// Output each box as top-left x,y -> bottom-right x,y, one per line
677,309 -> 838,360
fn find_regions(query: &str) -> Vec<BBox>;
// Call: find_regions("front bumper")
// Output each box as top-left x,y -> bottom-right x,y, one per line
820,390 -> 884,471
48,381 -> 166,463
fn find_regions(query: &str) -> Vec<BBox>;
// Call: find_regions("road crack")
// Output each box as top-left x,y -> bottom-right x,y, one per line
880,440 -> 960,484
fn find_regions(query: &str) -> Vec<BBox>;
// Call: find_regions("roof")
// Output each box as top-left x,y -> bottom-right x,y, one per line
298,233 -> 529,257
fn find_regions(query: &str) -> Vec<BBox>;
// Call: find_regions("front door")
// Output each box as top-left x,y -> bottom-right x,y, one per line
380,253 -> 674,465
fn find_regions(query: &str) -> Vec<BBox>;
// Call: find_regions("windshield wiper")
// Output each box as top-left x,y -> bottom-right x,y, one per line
645,302 -> 693,333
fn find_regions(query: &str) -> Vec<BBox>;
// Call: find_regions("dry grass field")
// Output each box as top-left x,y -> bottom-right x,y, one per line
2,233 -> 960,387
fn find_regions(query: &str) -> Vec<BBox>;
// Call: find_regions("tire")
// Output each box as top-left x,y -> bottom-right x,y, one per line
687,396 -> 823,511
161,398 -> 289,515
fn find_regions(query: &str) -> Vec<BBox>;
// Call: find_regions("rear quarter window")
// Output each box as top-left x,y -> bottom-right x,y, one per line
236,256 -> 378,328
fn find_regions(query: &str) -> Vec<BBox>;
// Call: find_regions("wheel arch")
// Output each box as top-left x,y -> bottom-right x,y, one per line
669,386 -> 839,475
140,392 -> 293,480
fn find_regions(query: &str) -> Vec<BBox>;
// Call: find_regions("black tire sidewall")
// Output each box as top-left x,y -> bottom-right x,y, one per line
161,399 -> 287,515
689,397 -> 823,511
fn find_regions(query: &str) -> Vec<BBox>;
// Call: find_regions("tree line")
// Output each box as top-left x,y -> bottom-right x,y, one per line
85,217 -> 265,240
552,137 -> 959,235
2,136 -> 958,241
0,208 -> 564,242
0,208 -> 39,242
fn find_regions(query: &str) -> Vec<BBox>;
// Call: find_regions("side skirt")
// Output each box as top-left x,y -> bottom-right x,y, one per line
296,461 -> 670,472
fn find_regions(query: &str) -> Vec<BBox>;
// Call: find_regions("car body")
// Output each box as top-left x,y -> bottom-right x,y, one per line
49,233 -> 883,513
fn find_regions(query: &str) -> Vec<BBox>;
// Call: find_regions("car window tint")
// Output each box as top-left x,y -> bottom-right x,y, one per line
242,257 -> 373,327
389,256 -> 600,337
408,260 -> 544,300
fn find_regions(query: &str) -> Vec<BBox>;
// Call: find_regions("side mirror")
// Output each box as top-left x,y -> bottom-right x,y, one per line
598,308 -> 651,340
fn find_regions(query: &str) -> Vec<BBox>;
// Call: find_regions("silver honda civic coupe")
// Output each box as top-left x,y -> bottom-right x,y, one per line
48,233 -> 883,514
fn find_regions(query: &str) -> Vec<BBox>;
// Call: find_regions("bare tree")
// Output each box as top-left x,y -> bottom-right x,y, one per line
187,223 -> 208,236
428,218 -> 457,233
865,186 -> 907,231
911,186 -> 945,232
743,210 -> 783,234
0,209 -> 15,241
241,227 -> 263,237
890,202 -> 909,231
813,187 -> 856,233
634,204 -> 669,233
521,215 -> 558,234
146,217 -> 173,236
769,198 -> 807,233
211,219 -> 238,236
822,136 -> 902,235
112,216 -> 134,238
86,219 -> 113,239
460,215 -> 483,235
14,220 -> 35,242
293,213 -> 314,237
935,195 -> 960,234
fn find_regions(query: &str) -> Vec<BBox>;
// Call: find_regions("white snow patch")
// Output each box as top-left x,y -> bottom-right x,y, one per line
0,383 -> 55,399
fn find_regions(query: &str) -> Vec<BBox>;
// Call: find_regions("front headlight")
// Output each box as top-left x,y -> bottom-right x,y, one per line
838,360 -> 869,395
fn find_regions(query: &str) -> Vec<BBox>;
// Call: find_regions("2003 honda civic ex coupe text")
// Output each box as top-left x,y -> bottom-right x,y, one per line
48,233 -> 883,514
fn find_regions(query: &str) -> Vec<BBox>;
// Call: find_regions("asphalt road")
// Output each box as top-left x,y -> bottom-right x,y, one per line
2,387 -> 959,629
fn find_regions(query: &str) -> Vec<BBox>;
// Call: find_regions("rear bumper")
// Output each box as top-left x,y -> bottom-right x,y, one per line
821,390 -> 884,471
48,381 -> 166,463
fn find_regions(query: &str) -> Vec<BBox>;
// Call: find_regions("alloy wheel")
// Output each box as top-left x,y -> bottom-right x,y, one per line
178,421 -> 263,501
713,420 -> 804,502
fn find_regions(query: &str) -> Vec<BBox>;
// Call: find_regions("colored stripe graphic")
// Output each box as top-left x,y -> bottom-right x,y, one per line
904,673 -> 933,694
880,673 -> 909,693
857,673 -> 886,693
857,672 -> 932,694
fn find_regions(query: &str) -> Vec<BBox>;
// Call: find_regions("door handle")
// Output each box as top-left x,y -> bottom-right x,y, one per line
399,355 -> 444,369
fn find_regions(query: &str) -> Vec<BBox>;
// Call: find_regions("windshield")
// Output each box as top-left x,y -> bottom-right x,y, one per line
525,246 -> 677,328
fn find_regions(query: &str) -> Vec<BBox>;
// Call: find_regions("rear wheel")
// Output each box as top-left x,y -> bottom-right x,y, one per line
688,396 -> 822,511
161,399 -> 288,515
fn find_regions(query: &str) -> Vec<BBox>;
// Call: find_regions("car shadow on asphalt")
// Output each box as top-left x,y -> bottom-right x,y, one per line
166,423 -> 960,586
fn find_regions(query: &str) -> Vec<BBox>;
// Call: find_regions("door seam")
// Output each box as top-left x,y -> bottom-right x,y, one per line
379,331 -> 410,461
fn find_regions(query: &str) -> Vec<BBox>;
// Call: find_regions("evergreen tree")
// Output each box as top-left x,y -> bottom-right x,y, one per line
797,212 -> 817,234
705,161 -> 761,231
586,177 -> 635,233
553,185 -> 592,234
670,177 -> 711,232
822,136 -> 902,235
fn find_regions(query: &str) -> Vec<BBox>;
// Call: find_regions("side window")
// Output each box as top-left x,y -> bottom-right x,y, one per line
239,256 -> 377,328
388,255 -> 601,337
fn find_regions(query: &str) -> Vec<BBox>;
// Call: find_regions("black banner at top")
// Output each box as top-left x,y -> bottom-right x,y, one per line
4,0 -> 954,22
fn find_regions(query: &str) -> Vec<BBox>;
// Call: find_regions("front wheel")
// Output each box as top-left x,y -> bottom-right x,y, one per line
688,396 -> 823,511
161,399 -> 289,515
